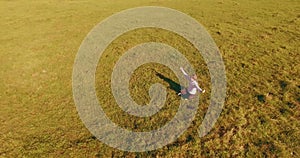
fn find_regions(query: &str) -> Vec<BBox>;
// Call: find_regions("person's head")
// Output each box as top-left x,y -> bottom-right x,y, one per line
191,74 -> 197,80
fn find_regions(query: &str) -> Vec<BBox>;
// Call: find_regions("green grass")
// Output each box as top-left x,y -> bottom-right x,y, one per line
0,0 -> 299,157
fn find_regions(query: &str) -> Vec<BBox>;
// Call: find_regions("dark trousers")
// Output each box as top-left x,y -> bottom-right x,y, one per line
180,88 -> 195,99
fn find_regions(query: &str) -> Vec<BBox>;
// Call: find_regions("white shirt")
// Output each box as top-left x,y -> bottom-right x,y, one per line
180,67 -> 203,95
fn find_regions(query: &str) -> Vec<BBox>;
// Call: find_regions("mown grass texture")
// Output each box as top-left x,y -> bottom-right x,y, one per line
0,0 -> 299,157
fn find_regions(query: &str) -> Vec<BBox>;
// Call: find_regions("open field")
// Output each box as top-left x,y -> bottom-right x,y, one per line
0,0 -> 299,157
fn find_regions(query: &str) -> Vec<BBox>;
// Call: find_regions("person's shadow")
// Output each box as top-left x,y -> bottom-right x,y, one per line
156,72 -> 196,106
156,72 -> 183,94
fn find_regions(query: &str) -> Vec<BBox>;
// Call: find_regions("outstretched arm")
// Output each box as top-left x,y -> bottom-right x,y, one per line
180,67 -> 191,81
195,83 -> 205,93
195,83 -> 203,92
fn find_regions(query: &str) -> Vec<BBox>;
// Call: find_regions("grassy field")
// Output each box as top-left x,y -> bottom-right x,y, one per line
0,0 -> 299,157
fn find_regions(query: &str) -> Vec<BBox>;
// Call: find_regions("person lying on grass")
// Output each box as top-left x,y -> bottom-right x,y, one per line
178,67 -> 205,100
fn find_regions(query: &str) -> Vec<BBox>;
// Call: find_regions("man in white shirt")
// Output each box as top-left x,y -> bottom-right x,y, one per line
178,67 -> 205,99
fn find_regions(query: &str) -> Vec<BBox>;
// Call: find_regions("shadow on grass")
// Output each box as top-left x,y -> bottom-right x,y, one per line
256,94 -> 265,103
279,80 -> 288,90
156,72 -> 182,94
156,72 -> 195,101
